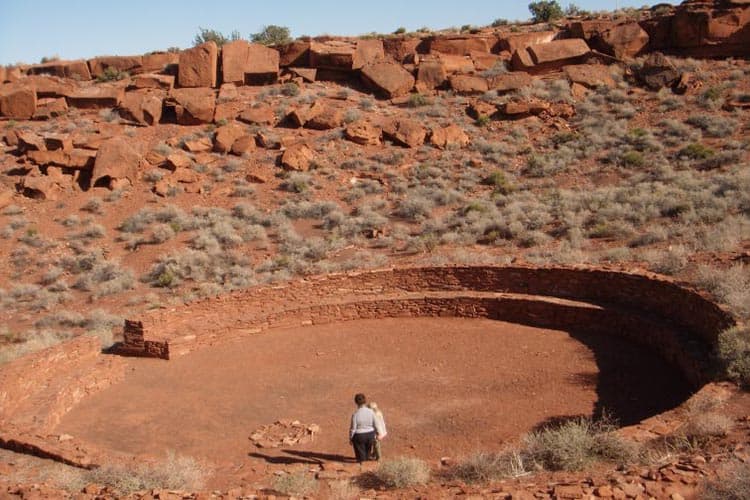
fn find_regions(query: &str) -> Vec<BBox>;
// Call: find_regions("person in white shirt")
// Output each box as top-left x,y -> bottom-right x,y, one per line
368,402 -> 387,460
349,393 -> 376,463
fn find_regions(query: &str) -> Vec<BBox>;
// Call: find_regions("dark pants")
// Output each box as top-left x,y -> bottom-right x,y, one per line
351,431 -> 376,463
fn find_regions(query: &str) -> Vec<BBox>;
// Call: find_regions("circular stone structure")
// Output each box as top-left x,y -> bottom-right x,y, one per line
0,265 -> 736,471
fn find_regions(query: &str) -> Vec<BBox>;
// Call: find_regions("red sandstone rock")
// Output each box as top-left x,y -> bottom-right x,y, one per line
563,64 -> 616,88
131,73 -> 174,91
278,40 -> 311,67
26,149 -> 96,169
345,120 -> 381,145
430,124 -> 470,149
281,143 -> 314,171
416,61 -> 448,91
360,62 -> 415,98
512,39 -> 590,72
500,31 -> 557,53
24,75 -> 75,98
571,20 -> 650,59
289,67 -> 317,82
671,0 -> 750,57
221,40 -> 279,85
65,85 -> 125,109
382,118 -> 427,148
467,100 -> 497,120
183,136 -> 212,153
426,35 -> 493,55
214,122 -> 246,153
119,90 -> 163,126
305,106 -> 344,130
0,84 -> 36,119
43,134 -> 72,151
166,151 -> 193,170
432,53 -> 475,74
487,72 -> 533,93
92,137 -> 141,188
449,74 -> 489,94
33,97 -> 68,119
503,99 -> 550,116
637,52 -> 681,90
141,51 -> 179,73
383,38 -> 421,63
20,170 -> 65,200
231,135 -> 256,156
167,88 -> 216,124
178,42 -> 218,88
88,55 -> 143,78
16,130 -> 46,152
287,101 -> 324,127
27,59 -> 92,80
470,51 -> 504,71
353,39 -> 385,69
238,104 -> 276,126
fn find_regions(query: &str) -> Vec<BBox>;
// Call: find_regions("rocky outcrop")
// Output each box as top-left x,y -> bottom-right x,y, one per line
167,88 -> 216,124
360,62 -> 415,98
0,84 -> 37,119
88,55 -> 143,78
670,0 -> 750,57
221,40 -> 279,85
118,90 -> 163,125
512,39 -> 591,73
27,59 -> 92,80
570,20 -> 650,58
92,137 -> 141,188
178,42 -> 218,88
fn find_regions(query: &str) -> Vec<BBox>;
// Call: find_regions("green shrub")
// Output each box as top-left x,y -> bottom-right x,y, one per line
483,170 -> 513,195
96,67 -> 128,82
679,143 -> 715,160
528,1 -> 564,22
408,93 -> 429,107
717,326 -> 750,388
393,27 -> 407,34
194,27 -> 240,47
251,25 -> 292,46
492,18 -> 509,27
375,457 -> 430,488
620,151 -> 645,167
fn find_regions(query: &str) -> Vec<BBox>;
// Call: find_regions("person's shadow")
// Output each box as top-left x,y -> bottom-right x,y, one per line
249,449 -> 354,465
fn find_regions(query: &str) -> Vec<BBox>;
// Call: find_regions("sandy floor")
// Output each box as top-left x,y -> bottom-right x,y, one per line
57,317 -> 692,465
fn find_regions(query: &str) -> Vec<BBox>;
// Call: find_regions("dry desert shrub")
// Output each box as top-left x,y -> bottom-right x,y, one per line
448,450 -> 528,483
700,461 -> 750,500
523,417 -> 635,472
85,452 -> 205,495
716,326 -> 750,388
272,471 -> 318,496
375,457 -> 431,488
328,479 -> 361,500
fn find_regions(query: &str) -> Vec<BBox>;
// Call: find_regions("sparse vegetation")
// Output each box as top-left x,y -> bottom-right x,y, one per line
193,27 -> 241,47
375,457 -> 431,488
85,452 -> 205,494
528,1 -> 564,22
272,472 -> 318,496
251,25 -> 292,46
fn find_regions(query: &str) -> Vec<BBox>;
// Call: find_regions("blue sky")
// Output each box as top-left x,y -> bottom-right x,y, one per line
0,1 -> 678,65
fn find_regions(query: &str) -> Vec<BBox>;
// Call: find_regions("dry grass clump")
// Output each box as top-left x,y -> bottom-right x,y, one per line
523,417 -> 634,472
701,461 -> 750,500
272,472 -> 318,496
448,450 -> 528,483
328,479 -> 361,500
375,457 -> 431,488
716,326 -> 750,388
85,452 -> 205,495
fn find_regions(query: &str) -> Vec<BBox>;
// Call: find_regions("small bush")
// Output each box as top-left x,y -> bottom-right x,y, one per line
375,457 -> 430,488
524,417 -> 634,471
251,25 -> 292,46
528,1 -> 563,22
96,67 -> 129,83
701,461 -> 750,500
194,27 -> 240,47
717,326 -> 750,388
449,450 -> 527,483
273,472 -> 318,496
679,143 -> 715,160
408,93 -> 430,107
86,452 -> 204,495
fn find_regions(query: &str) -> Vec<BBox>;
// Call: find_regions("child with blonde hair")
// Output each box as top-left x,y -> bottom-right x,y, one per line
367,402 -> 387,460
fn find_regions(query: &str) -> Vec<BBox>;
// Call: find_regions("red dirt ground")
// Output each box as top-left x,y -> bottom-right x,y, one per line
56,317 -> 692,473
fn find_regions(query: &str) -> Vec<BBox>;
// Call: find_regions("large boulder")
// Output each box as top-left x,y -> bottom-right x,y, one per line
131,73 -> 174,91
309,39 -> 383,71
25,75 -> 75,98
27,60 -> 92,80
221,40 -> 279,85
238,104 -> 276,126
167,88 -> 216,124
345,120 -> 381,145
430,124 -> 470,149
278,41 -> 311,67
671,0 -> 750,57
281,143 -> 315,171
488,72 -> 533,93
287,101 -> 324,127
416,60 -> 448,92
449,75 -> 489,94
499,31 -> 557,53
118,90 -> 164,125
382,119 -> 426,148
305,106 -> 343,130
425,35 -> 494,55
141,52 -> 179,73
33,97 -> 68,120
569,20 -> 650,59
65,85 -> 125,109
360,62 -> 415,98
511,39 -> 590,72
92,137 -> 141,188
213,122 -> 246,153
563,64 -> 616,88
178,42 -> 218,88
0,84 -> 37,119
383,38 -> 421,63
88,55 -> 143,78
637,52 -> 681,90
